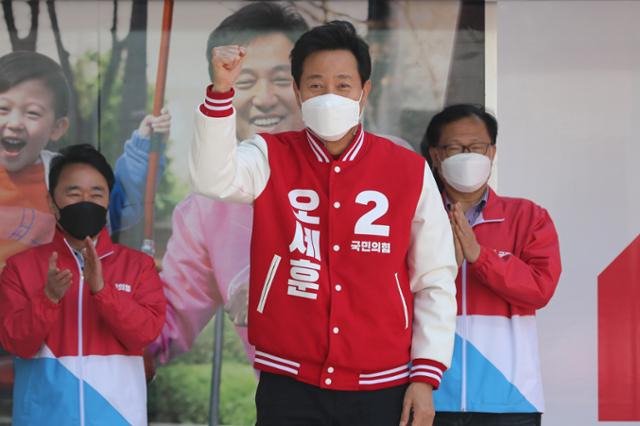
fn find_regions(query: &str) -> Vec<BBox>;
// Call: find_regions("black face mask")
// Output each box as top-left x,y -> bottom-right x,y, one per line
57,201 -> 107,240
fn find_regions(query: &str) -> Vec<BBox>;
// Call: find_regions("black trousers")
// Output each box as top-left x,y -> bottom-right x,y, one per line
255,372 -> 408,426
434,412 -> 541,426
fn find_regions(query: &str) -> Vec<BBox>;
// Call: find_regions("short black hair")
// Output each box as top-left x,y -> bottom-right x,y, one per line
49,144 -> 115,197
290,20 -> 371,87
205,2 -> 308,81
420,104 -> 498,159
0,51 -> 70,118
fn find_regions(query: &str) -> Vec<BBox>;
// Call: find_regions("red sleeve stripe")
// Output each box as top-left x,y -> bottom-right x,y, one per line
203,99 -> 232,110
205,95 -> 232,105
409,359 -> 447,387
199,103 -> 233,118
410,371 -> 442,382
205,84 -> 234,99
409,373 -> 441,389
200,85 -> 234,117
411,359 -> 447,372
411,364 -> 444,378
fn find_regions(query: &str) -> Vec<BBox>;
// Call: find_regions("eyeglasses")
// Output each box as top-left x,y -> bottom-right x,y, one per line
437,143 -> 492,157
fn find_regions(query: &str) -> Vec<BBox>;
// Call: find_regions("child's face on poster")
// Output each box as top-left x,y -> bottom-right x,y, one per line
0,79 -> 68,172
233,32 -> 303,140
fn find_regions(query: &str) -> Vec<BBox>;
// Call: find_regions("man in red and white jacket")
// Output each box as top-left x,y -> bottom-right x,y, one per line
0,144 -> 166,425
191,21 -> 457,426
423,104 -> 562,426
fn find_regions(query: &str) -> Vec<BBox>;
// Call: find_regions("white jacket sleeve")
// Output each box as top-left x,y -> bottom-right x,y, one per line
189,87 -> 270,204
408,163 -> 458,386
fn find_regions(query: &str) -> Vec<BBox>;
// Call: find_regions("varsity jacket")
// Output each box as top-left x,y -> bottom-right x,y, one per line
190,86 -> 457,391
433,188 -> 561,413
151,145 -> 415,365
0,227 -> 166,425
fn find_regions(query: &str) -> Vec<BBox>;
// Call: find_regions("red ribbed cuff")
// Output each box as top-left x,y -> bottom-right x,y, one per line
200,84 -> 234,117
410,359 -> 447,389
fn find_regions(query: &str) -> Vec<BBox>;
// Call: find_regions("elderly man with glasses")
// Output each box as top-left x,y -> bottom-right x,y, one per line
422,104 -> 562,426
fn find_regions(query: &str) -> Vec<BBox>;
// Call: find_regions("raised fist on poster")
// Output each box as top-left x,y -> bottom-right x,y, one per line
210,45 -> 247,94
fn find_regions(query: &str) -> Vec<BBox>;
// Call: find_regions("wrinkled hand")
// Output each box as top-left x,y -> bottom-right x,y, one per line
137,107 -> 171,139
44,251 -> 72,303
449,214 -> 464,268
400,382 -> 435,426
450,203 -> 481,263
82,237 -> 104,294
210,45 -> 247,93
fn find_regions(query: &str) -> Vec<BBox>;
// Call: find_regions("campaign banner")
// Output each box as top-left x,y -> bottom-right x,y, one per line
0,1 -> 484,424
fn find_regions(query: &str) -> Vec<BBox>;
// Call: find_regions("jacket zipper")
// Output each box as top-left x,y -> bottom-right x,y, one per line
64,241 -> 85,426
461,260 -> 468,412
394,273 -> 409,330
459,217 -> 503,412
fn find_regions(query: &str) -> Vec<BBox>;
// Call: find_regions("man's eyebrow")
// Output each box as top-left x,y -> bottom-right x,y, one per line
238,69 -> 258,76
271,65 -> 291,73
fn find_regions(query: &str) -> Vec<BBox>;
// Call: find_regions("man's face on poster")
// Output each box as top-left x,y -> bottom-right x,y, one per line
233,32 -> 303,140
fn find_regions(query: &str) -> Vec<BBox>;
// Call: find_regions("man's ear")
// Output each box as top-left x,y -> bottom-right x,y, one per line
360,79 -> 372,110
50,117 -> 70,142
488,144 -> 497,161
48,193 -> 60,220
428,147 -> 442,171
292,81 -> 302,108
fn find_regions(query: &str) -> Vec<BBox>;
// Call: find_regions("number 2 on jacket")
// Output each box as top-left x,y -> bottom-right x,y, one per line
354,190 -> 390,237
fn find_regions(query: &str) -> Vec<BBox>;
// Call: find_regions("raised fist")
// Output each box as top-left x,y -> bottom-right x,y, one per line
210,45 -> 247,94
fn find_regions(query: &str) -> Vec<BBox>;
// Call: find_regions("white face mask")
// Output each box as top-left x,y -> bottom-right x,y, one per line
440,153 -> 492,193
300,93 -> 362,141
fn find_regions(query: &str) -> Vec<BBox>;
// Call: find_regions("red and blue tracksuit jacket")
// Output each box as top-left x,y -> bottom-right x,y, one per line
0,227 -> 166,425
434,188 -> 561,413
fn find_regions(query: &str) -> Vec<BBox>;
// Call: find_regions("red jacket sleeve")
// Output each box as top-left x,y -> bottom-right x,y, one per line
469,208 -> 562,310
0,259 -> 61,358
409,359 -> 447,389
92,255 -> 167,352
